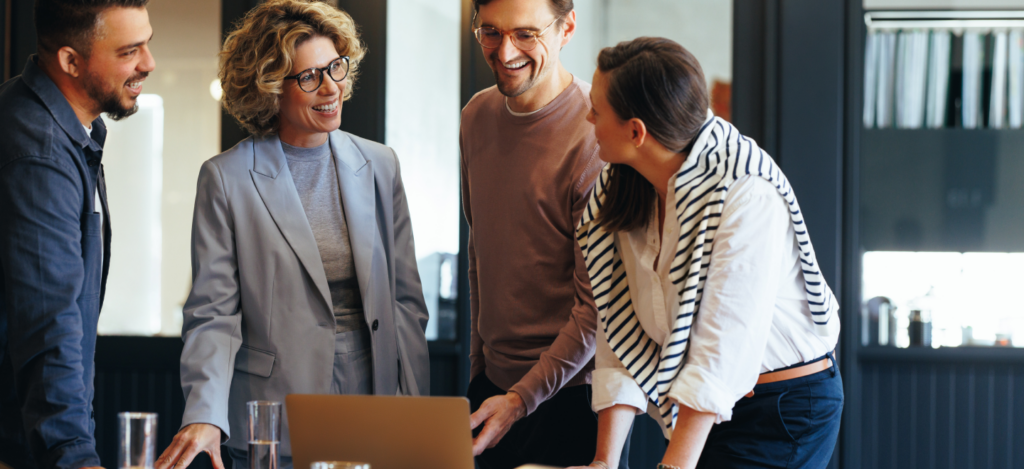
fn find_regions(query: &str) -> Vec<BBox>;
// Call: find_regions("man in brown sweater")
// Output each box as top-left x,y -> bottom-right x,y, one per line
461,0 -> 624,468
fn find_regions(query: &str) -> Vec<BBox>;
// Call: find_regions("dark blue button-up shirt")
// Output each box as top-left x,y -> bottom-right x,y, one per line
0,57 -> 111,469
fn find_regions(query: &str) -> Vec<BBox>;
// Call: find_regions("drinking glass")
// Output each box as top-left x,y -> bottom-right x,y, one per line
118,412 -> 158,469
247,401 -> 282,469
311,462 -> 370,469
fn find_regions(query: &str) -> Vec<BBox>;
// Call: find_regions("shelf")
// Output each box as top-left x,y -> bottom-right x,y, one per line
858,345 -> 1024,363
859,127 -> 1024,252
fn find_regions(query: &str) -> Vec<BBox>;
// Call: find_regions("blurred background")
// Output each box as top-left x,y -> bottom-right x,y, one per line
3,0 -> 1024,467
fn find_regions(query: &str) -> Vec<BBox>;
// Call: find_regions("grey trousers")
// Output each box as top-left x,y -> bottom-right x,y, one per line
229,327 -> 373,469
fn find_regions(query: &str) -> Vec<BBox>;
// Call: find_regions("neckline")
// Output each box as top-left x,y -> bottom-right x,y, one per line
499,76 -> 581,124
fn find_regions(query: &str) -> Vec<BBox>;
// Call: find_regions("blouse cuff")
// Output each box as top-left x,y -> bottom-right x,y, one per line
591,368 -> 648,414
666,365 -> 742,424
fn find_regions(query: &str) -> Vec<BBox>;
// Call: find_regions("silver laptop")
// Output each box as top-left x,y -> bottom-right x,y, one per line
287,394 -> 474,469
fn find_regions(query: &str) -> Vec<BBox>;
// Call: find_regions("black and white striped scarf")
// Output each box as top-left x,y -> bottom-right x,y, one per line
576,112 -> 838,434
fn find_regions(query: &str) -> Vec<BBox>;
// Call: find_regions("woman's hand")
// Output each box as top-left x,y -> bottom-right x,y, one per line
155,423 -> 225,469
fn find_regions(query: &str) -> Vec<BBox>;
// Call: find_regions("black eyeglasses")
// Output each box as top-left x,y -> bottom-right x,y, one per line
284,56 -> 350,93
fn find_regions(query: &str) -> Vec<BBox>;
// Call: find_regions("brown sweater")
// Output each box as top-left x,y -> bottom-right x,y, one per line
459,77 -> 602,415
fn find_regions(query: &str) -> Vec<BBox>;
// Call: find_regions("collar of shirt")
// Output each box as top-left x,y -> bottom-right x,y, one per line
22,56 -> 107,154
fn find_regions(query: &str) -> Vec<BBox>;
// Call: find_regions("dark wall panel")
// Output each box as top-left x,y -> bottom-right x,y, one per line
731,0 -> 777,156
335,0 -> 386,144
8,0 -> 33,76
860,358 -> 1023,469
777,0 -> 844,291
2,0 -> 8,80
220,0 -> 263,152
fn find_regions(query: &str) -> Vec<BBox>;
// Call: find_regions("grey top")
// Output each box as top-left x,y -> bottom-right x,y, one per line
282,140 -> 365,332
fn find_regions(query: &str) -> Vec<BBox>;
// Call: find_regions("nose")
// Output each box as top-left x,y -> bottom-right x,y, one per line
585,109 -> 595,124
497,33 -> 520,64
139,45 -> 156,73
320,75 -> 341,96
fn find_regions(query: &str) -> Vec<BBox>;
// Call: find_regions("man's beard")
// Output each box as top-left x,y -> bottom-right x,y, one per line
83,71 -> 146,121
494,69 -> 534,98
491,56 -> 546,98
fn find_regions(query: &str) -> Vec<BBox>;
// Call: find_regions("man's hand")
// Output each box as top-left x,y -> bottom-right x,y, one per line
155,423 -> 225,469
469,391 -> 527,456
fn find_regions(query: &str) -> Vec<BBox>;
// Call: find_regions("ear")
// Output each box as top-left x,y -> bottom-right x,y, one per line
629,118 -> 648,149
56,46 -> 85,78
559,10 -> 576,48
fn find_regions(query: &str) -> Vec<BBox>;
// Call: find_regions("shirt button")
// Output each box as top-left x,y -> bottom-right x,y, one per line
372,319 -> 379,331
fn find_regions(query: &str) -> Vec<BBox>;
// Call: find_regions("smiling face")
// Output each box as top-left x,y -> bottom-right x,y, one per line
277,35 -> 345,147
588,70 -> 638,165
79,6 -> 155,120
476,0 -> 566,98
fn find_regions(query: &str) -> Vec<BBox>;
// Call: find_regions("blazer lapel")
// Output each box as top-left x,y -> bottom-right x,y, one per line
329,131 -> 378,308
249,135 -> 333,313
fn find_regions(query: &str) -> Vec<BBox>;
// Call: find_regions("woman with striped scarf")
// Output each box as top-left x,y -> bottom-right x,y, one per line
569,37 -> 843,469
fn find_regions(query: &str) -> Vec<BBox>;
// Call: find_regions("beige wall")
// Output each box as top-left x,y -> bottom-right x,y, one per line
562,0 -> 732,89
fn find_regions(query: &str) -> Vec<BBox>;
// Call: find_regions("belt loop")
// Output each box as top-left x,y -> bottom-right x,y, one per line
828,350 -> 838,377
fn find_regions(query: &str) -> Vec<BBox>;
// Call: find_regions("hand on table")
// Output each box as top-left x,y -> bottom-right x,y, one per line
469,391 -> 526,456
155,423 -> 225,469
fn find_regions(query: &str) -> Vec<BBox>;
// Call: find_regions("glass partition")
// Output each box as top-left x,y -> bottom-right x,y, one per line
387,0 -> 462,340
98,0 -> 221,336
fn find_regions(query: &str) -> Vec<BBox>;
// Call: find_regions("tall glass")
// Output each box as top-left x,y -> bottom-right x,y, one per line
118,412 -> 158,469
247,401 -> 282,469
311,462 -> 370,469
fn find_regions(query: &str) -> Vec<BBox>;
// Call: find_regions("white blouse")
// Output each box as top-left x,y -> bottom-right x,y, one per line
591,174 -> 841,424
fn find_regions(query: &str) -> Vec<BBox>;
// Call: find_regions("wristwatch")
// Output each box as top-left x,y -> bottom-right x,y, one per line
656,464 -> 682,469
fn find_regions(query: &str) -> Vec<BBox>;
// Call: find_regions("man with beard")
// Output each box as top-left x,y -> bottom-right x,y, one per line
461,0 -> 623,468
0,1 -> 154,468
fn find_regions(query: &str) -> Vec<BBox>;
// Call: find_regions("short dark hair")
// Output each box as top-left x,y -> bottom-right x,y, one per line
35,0 -> 150,58
471,0 -> 573,24
593,37 -> 710,233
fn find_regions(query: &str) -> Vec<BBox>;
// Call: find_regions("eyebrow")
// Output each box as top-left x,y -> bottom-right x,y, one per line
116,33 -> 154,53
478,21 -> 544,32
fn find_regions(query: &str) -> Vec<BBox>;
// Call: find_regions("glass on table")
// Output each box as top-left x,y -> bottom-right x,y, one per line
247,401 -> 282,469
311,462 -> 370,469
118,412 -> 158,469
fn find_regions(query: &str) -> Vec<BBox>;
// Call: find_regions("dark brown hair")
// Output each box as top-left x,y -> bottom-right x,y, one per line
35,0 -> 151,58
472,0 -> 573,25
594,37 -> 710,233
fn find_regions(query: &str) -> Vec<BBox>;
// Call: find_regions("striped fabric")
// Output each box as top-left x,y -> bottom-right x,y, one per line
576,112 -> 839,434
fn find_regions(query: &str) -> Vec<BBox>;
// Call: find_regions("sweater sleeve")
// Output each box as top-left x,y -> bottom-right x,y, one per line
507,150 -> 603,415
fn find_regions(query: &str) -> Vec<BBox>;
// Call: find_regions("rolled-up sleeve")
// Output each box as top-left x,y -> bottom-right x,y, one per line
592,322 -> 648,414
0,155 -> 100,469
666,176 -> 788,423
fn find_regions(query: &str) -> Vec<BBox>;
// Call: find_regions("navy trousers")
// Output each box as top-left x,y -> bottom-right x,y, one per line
696,357 -> 843,469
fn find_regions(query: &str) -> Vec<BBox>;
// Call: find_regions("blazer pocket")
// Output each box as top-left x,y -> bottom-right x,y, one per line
235,345 -> 276,378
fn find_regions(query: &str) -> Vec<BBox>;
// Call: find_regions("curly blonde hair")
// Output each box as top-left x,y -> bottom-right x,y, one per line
219,0 -> 365,136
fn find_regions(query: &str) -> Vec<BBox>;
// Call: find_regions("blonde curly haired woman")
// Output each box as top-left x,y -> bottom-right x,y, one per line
156,2 -> 429,468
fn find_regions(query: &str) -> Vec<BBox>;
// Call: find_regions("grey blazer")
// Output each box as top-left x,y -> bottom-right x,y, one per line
178,130 -> 430,454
